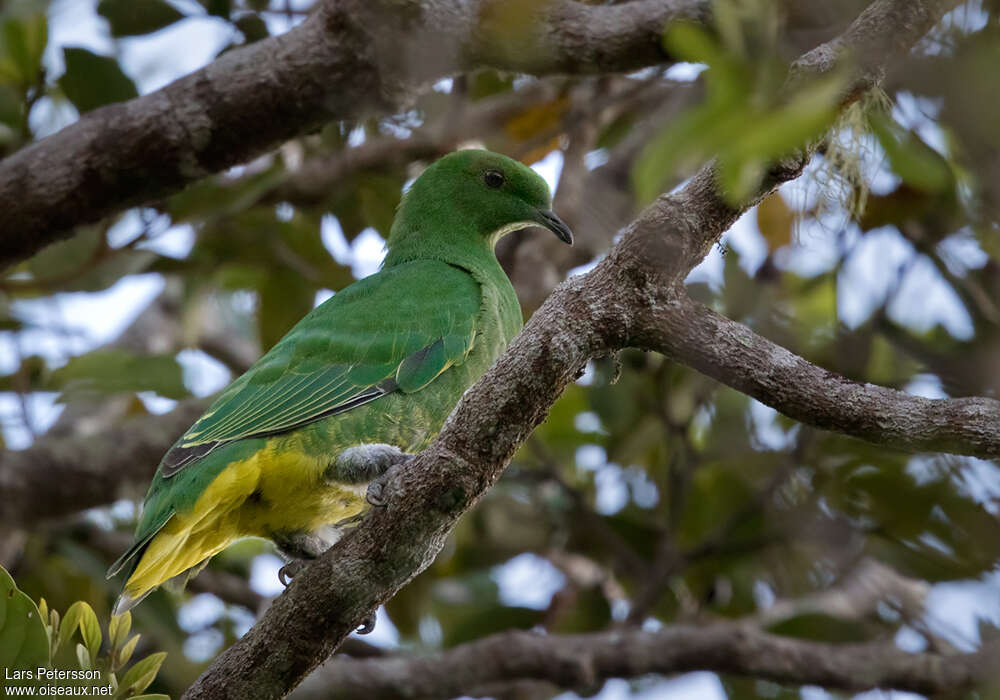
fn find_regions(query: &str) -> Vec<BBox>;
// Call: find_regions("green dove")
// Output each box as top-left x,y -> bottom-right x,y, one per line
107,149 -> 574,615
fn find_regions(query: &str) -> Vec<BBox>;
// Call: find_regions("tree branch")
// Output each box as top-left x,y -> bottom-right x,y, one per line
297,623 -> 994,699
182,2 -> 965,697
0,399 -> 206,527
0,0 -> 709,269
640,296 -> 1000,458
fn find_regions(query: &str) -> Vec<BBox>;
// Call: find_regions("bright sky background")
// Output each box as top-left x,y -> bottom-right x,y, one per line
3,2 -> 999,698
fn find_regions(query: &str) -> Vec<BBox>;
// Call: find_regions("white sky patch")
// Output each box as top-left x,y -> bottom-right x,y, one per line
585,148 -> 609,170
109,498 -> 136,521
889,254 -> 973,339
939,228 -> 990,273
774,216 -> 848,276
532,150 -> 564,196
594,464 -> 629,515
183,628 -> 224,662
926,571 -> 1000,651
136,391 -> 178,415
12,274 -> 166,364
838,226 -> 913,326
749,399 -> 796,450
321,215 -> 353,263
351,228 -> 387,278
258,0 -> 312,34
432,77 -> 454,93
575,444 -> 607,471
492,553 -> 567,610
573,411 -> 603,434
685,239 -> 726,290
904,374 -> 947,400
0,392 -> 64,449
350,605 -> 401,648
177,348 -> 231,396
120,17 -> 233,94
249,553 -> 286,597
567,258 -> 600,278
141,223 -> 197,258
664,62 -> 708,81
314,289 -> 335,307
46,0 -> 112,67
178,592 -> 226,633
725,206 -> 769,274
956,458 -> 1000,516
893,91 -> 948,156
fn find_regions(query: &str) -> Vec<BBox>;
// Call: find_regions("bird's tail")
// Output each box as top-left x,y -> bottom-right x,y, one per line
112,510 -> 237,614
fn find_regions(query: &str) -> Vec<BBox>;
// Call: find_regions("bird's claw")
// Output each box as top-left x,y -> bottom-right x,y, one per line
356,612 -> 377,634
278,560 -> 306,587
366,478 -> 388,508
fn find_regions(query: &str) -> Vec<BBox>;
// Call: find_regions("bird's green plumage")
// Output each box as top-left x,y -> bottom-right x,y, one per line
109,149 -> 572,611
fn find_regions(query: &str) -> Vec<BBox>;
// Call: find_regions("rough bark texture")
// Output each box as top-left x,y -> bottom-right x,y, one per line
301,624 -> 994,699
0,0 -> 710,268
644,297 -> 1000,457
180,2 -> 972,698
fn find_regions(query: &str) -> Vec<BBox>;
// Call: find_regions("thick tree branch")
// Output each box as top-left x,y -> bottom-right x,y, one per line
0,399 -> 206,527
182,2 -> 965,697
641,296 -> 1000,458
0,0 -> 709,269
299,623 -> 994,699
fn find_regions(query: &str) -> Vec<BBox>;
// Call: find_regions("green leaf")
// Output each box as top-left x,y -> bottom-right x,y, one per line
258,270 -> 314,350
118,651 -> 166,697
0,83 -> 22,127
869,112 -> 953,193
201,0 -> 231,17
48,350 -> 188,400
98,0 -> 184,37
58,47 -> 138,114
58,601 -> 84,652
0,564 -> 50,669
118,634 -> 140,668
0,11 -> 47,87
57,600 -> 100,660
75,642 -> 91,670
78,603 -> 101,661
767,613 -> 870,643
663,22 -> 726,65
234,14 -> 268,43
108,611 -> 131,652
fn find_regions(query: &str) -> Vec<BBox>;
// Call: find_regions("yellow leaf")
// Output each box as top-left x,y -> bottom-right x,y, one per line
756,192 -> 794,249
119,651 -> 166,697
504,97 -> 569,143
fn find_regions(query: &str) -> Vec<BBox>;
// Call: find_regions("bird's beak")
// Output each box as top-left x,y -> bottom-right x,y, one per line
534,210 -> 574,245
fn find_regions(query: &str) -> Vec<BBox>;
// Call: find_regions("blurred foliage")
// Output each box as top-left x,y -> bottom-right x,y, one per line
1,565 -> 167,698
0,564 -> 49,670
1,1 -> 1000,699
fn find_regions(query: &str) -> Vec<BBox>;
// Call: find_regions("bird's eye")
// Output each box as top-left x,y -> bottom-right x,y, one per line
484,170 -> 505,189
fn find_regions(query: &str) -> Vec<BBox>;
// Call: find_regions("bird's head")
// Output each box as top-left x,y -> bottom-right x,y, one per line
385,149 -> 573,266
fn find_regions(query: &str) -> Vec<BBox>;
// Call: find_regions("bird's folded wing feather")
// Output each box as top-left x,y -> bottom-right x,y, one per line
159,260 -> 481,478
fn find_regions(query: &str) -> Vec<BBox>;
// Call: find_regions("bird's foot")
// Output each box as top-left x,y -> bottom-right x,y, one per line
365,458 -> 410,508
356,611 -> 377,635
278,560 -> 306,587
331,444 -> 412,484
365,467 -> 396,508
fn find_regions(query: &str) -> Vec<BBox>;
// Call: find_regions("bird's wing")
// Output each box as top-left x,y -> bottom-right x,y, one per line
159,260 -> 481,478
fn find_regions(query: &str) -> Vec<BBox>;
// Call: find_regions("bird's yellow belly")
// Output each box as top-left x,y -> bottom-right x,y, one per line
231,440 -> 369,538
124,441 -> 367,600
